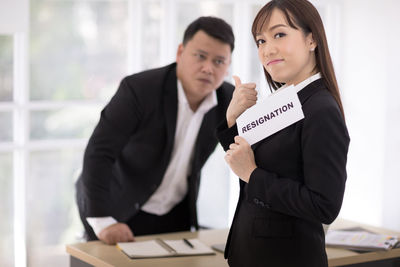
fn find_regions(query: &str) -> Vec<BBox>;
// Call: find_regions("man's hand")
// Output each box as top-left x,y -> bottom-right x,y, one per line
226,75 -> 257,127
98,223 -> 135,245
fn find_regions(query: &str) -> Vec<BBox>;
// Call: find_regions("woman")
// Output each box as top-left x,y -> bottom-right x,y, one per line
217,0 -> 350,266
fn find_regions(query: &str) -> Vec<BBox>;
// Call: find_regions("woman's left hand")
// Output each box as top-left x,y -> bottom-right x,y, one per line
225,136 -> 257,183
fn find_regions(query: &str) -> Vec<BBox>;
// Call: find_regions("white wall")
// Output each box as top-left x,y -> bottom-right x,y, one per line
382,0 -> 400,232
337,0 -> 400,231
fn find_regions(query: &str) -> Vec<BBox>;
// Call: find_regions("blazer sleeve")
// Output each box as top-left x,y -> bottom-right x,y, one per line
216,119 -> 239,151
81,77 -> 142,217
246,103 -> 350,224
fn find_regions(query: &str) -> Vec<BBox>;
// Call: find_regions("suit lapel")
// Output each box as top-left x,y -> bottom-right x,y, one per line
191,87 -> 225,174
298,78 -> 325,104
163,66 -> 178,157
192,106 -> 218,170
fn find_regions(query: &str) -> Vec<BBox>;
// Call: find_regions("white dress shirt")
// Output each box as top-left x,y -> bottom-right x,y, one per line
87,80 -> 217,237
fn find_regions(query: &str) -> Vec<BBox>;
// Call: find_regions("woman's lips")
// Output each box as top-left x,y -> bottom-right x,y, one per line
267,59 -> 284,66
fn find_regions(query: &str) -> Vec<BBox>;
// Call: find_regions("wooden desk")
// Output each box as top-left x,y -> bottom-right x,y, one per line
67,219 -> 400,267
67,228 -> 229,267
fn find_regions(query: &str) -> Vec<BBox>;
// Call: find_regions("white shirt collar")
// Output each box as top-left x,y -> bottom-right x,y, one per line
177,80 -> 217,113
294,72 -> 322,92
277,72 -> 322,93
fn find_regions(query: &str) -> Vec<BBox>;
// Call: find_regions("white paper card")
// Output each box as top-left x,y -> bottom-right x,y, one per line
236,85 -> 304,145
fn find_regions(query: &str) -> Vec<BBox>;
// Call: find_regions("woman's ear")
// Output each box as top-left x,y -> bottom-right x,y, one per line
307,33 -> 317,51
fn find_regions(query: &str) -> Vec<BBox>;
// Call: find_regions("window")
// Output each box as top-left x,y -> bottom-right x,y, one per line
30,1 -> 129,101
0,36 -> 13,102
26,1 -> 130,266
0,34 -> 14,267
26,149 -> 83,266
0,152 -> 14,267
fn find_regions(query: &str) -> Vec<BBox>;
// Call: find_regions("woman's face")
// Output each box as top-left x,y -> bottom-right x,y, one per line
256,8 -> 317,86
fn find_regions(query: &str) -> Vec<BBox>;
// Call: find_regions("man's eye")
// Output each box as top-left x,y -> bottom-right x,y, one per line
214,59 -> 225,66
194,53 -> 206,60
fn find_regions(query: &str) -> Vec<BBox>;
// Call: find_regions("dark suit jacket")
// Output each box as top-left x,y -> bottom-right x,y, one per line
76,63 -> 233,234
217,79 -> 350,267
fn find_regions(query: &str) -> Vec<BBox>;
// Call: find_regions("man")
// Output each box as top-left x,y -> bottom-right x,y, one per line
76,16 -> 235,245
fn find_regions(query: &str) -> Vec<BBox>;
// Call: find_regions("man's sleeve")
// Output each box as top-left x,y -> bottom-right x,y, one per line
86,217 -> 118,237
80,77 -> 142,217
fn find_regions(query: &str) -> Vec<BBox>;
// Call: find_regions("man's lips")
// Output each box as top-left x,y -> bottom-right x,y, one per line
198,78 -> 212,84
267,59 -> 284,66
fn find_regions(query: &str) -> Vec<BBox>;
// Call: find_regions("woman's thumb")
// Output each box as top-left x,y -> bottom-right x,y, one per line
232,75 -> 242,87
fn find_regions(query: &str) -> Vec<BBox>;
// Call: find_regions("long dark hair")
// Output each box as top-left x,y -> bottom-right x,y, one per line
252,0 -> 345,119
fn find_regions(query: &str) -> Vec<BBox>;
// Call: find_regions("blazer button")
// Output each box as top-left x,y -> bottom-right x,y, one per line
134,203 -> 140,210
265,203 -> 271,209
253,198 -> 259,204
259,201 -> 265,207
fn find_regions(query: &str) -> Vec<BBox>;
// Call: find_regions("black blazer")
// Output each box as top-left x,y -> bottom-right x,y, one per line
217,79 -> 350,267
76,63 -> 233,230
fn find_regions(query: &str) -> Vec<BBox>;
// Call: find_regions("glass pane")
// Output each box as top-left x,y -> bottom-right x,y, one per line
29,106 -> 102,140
198,145 -> 230,228
0,112 -> 13,142
30,0 -> 129,101
0,153 -> 14,267
0,35 -> 13,102
27,149 -> 84,267
176,2 -> 234,45
142,0 -> 161,69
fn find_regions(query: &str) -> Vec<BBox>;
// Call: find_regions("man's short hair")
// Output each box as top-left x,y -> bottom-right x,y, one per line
183,16 -> 235,52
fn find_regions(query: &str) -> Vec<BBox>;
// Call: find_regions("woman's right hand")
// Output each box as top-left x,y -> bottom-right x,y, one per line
226,75 -> 258,127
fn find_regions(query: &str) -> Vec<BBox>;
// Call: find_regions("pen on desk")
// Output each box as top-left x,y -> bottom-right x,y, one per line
156,238 -> 177,254
183,238 -> 194,248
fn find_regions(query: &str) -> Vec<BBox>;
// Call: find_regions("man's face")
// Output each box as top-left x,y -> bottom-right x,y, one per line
176,30 -> 231,105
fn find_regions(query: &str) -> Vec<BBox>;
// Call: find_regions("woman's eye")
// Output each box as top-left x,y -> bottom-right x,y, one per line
256,39 -> 265,46
274,32 -> 286,39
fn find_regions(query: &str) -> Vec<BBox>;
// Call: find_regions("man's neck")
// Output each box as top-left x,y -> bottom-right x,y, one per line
186,95 -> 203,112
177,79 -> 217,113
